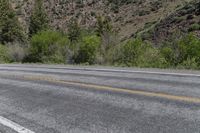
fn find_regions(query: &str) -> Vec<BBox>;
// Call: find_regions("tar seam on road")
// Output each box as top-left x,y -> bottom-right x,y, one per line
1,74 -> 200,104
0,116 -> 35,133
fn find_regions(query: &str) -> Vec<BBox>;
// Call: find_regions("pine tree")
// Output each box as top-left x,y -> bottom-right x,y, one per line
29,0 -> 49,36
68,18 -> 81,43
0,0 -> 25,44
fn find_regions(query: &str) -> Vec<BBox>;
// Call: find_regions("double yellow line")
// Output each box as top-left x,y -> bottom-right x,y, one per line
18,75 -> 200,104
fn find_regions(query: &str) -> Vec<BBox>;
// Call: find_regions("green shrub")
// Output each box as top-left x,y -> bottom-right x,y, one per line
74,35 -> 100,64
177,57 -> 199,69
0,44 -> 10,63
161,47 -> 176,66
161,33 -> 200,68
114,38 -> 168,68
188,23 -> 200,32
136,44 -> 168,68
117,38 -> 143,66
173,16 -> 185,23
178,34 -> 200,65
27,30 -> 69,63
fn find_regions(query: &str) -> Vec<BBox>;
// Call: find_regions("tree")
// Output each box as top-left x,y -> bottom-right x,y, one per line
68,18 -> 81,43
0,0 -> 25,44
29,0 -> 49,36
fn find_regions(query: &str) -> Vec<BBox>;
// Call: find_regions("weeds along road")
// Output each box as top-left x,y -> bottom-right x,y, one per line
0,64 -> 200,133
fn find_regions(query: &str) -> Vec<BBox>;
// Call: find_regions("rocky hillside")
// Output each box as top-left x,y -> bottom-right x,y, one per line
11,0 -> 193,40
140,0 -> 200,44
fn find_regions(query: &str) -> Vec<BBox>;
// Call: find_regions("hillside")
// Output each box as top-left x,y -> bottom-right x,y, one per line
1,0 -> 200,69
140,0 -> 200,44
11,0 -> 192,40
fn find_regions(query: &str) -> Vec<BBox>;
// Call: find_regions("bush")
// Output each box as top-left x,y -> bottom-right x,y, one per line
177,57 -> 199,69
116,38 -> 143,66
136,44 -> 168,68
161,33 -> 200,68
188,23 -> 200,32
114,38 -> 168,68
27,30 -> 69,63
173,16 -> 185,23
7,43 -> 26,62
74,35 -> 100,64
178,34 -> 200,65
161,47 -> 176,66
0,44 -> 10,63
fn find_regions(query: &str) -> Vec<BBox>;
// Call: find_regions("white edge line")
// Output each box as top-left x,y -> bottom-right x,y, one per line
0,116 -> 35,133
78,68 -> 200,77
0,66 -> 200,77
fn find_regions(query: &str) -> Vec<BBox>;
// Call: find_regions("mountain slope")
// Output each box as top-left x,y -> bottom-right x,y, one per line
11,0 -> 193,40
140,0 -> 200,44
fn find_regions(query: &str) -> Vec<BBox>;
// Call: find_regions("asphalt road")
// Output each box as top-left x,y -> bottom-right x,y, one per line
0,64 -> 200,133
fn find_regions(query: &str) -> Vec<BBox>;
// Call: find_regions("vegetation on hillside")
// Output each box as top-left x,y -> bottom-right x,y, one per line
0,0 -> 25,44
10,0 -> 193,40
140,0 -> 200,44
0,0 -> 200,70
29,0 -> 49,36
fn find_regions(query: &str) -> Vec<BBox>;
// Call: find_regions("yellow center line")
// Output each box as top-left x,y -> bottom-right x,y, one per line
1,74 -> 200,104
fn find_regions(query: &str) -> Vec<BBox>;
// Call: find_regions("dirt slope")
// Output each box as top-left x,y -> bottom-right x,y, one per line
11,0 -> 192,40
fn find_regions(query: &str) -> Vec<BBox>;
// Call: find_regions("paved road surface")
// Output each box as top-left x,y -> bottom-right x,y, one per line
0,64 -> 200,133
